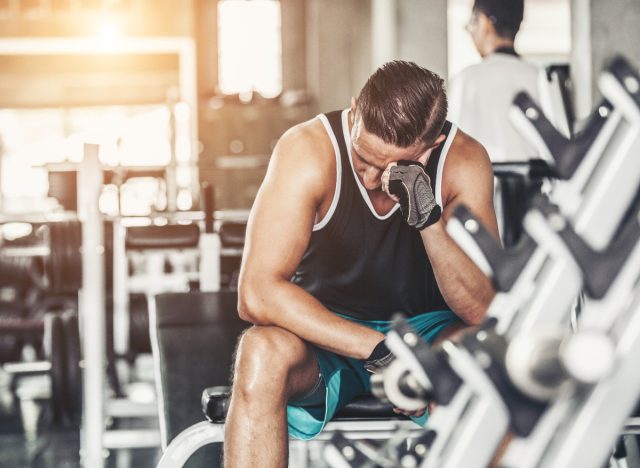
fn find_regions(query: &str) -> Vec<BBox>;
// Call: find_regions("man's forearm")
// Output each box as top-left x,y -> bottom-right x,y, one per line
238,278 -> 384,359
420,219 -> 495,324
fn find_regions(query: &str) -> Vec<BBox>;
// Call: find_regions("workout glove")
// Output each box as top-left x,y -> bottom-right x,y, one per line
363,340 -> 394,374
388,161 -> 441,230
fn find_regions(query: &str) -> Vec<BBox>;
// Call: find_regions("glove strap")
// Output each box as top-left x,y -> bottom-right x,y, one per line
416,204 -> 442,231
363,340 -> 394,374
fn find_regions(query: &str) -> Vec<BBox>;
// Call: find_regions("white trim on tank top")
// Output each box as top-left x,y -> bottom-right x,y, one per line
436,124 -> 457,207
312,113 -> 343,231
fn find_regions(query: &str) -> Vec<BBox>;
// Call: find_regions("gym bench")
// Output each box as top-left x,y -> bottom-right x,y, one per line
157,387 -> 426,468
151,291 -> 427,468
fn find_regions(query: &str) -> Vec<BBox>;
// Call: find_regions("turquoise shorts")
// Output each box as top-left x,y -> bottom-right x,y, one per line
286,310 -> 462,440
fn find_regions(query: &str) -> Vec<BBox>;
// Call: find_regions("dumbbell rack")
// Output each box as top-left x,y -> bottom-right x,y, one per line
437,57 -> 640,468
344,56 -> 640,468
1,312 -> 81,426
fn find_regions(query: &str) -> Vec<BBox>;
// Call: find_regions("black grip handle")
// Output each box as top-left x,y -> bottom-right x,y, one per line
201,386 -> 230,423
530,194 -> 640,299
391,318 -> 462,405
452,204 -> 537,292
513,92 -> 611,180
492,160 -> 557,180
606,55 -> 640,110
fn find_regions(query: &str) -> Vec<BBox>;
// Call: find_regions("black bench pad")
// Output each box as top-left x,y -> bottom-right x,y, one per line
202,386 -> 404,423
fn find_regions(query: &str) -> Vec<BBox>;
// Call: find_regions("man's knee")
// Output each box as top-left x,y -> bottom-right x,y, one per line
232,326 -> 308,399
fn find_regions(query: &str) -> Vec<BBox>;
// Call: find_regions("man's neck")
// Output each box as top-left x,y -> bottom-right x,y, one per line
481,37 -> 516,58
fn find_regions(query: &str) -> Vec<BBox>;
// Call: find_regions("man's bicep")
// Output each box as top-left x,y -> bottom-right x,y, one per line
443,149 -> 500,240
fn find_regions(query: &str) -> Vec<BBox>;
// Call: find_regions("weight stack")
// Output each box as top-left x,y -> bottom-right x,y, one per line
48,170 -> 78,212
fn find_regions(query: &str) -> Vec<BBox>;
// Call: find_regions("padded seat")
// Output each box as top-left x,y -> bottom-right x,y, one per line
126,224 -> 200,249
152,291 -> 249,467
201,387 -> 404,424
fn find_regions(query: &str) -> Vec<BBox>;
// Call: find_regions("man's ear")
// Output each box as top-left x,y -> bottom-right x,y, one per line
431,134 -> 446,149
478,12 -> 496,37
350,96 -> 357,113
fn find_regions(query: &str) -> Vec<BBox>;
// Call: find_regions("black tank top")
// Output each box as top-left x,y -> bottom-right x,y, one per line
292,109 -> 457,320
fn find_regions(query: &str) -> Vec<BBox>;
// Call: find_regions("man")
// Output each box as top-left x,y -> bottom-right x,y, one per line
448,0 -> 542,247
448,0 -> 539,164
225,60 -> 499,467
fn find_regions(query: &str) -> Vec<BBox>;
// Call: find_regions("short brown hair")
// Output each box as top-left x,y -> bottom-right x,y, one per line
473,0 -> 524,40
355,60 -> 448,148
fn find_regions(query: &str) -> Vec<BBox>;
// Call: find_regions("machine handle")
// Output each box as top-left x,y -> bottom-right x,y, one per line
452,204 -> 537,292
530,194 -> 640,299
512,92 -> 612,180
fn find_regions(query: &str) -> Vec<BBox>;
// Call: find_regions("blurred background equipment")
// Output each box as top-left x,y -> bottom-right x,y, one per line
1,0 -> 639,467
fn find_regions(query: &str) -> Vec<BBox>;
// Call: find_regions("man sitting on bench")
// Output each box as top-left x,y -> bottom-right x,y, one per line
225,60 -> 499,467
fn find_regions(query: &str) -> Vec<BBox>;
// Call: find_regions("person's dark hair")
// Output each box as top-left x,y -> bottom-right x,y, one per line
473,0 -> 524,40
355,60 -> 448,148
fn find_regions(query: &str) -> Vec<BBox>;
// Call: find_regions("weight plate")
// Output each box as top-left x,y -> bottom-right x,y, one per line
76,220 -> 83,290
61,312 -> 82,425
43,313 -> 66,425
46,223 -> 58,291
64,221 -> 76,292
60,222 -> 71,292
129,294 -> 150,355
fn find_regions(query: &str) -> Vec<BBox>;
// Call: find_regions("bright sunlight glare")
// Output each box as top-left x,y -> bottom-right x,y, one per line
218,0 -> 282,98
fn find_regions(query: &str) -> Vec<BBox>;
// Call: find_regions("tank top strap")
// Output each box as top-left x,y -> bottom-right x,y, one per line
324,110 -> 351,169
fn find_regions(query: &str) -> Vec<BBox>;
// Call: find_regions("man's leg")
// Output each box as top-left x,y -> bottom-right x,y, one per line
433,321 -> 469,346
224,326 -> 320,468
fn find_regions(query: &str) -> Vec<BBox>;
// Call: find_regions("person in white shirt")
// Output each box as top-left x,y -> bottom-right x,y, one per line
449,0 -> 542,246
449,0 -> 540,164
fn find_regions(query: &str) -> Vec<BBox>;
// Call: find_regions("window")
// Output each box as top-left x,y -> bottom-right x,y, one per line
217,0 -> 282,98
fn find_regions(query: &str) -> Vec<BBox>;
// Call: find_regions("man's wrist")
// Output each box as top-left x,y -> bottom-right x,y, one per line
418,211 -> 445,235
416,204 -> 442,230
362,340 -> 394,374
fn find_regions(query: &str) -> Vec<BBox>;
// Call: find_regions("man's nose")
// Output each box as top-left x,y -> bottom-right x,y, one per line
363,167 -> 382,189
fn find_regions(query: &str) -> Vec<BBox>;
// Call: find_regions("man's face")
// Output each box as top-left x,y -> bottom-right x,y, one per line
466,10 -> 483,51
350,113 -> 431,192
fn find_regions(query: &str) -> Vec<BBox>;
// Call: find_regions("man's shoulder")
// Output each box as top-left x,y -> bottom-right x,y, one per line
455,55 -> 539,80
485,54 -> 539,75
270,116 -> 337,192
276,117 -> 335,166
446,129 -> 492,176
441,129 -> 493,204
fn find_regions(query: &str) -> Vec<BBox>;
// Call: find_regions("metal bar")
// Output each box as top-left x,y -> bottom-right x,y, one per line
177,39 -> 199,207
79,143 -> 106,468
103,429 -> 161,449
3,361 -> 51,375
106,399 -> 158,418
0,318 -> 45,333
112,221 -> 129,359
0,246 -> 50,257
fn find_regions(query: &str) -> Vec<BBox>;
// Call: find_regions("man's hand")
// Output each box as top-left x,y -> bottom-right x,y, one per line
382,161 -> 441,230
364,339 -> 430,417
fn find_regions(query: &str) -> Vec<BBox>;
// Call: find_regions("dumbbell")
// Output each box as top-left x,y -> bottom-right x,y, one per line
1,312 -> 82,425
0,220 -> 83,293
